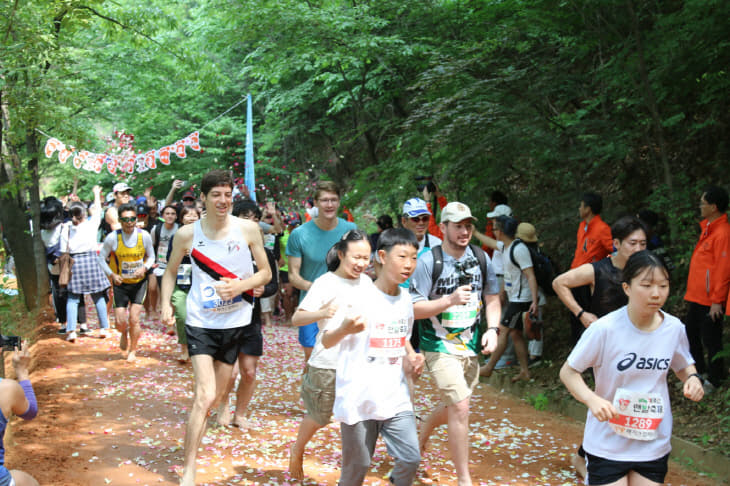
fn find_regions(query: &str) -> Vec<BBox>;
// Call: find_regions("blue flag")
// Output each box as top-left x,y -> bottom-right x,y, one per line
244,94 -> 256,202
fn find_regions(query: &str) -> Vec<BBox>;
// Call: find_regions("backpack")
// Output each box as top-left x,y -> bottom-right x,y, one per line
429,244 -> 488,289
509,239 -> 557,296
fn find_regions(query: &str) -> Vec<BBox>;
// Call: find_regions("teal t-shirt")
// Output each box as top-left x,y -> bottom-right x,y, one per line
285,218 -> 357,302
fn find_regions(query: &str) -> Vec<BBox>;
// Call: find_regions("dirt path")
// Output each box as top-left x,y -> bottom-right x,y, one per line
5,309 -> 709,485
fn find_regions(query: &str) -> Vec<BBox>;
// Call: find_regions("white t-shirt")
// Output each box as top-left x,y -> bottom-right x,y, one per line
567,307 -> 694,461
503,240 -> 533,303
41,224 -> 63,274
330,285 -> 414,425
493,241 -> 505,276
152,223 -> 178,276
299,272 -> 375,370
63,214 -> 102,254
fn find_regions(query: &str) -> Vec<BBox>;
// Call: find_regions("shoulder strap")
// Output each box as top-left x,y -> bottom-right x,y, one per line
154,223 -> 162,253
430,245 -> 443,287
509,238 -> 523,268
424,234 -> 431,249
470,243 -> 487,284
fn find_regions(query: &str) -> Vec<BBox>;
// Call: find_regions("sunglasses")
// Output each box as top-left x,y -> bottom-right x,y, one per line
410,215 -> 430,223
119,217 -> 137,223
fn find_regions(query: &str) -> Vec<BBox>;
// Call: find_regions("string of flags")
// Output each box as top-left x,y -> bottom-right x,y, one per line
42,131 -> 201,175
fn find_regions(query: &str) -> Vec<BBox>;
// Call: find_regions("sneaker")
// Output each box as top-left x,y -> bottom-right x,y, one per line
66,331 -> 77,343
58,327 -> 67,334
79,324 -> 89,334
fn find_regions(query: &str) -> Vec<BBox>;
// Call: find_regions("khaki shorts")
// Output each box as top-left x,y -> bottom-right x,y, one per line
424,352 -> 479,406
301,365 -> 335,426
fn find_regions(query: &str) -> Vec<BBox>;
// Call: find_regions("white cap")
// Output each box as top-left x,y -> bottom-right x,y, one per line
402,198 -> 431,217
113,182 -> 131,193
440,202 -> 476,223
486,204 -> 512,218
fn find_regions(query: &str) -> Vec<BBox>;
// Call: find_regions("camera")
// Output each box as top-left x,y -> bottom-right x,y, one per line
458,272 -> 472,287
415,176 -> 436,193
1,335 -> 21,351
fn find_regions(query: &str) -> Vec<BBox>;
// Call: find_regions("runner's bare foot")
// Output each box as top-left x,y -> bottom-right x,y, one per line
288,445 -> 304,480
217,405 -> 232,426
232,415 -> 249,430
570,452 -> 587,479
126,351 -> 136,362
511,370 -> 530,383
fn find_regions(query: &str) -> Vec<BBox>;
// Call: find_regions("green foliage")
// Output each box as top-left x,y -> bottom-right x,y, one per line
526,392 -> 549,411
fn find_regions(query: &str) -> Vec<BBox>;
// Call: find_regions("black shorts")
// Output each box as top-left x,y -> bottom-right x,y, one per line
279,270 -> 289,284
185,325 -> 248,365
501,301 -> 531,330
113,280 -> 148,308
238,321 -> 263,357
585,452 -> 669,485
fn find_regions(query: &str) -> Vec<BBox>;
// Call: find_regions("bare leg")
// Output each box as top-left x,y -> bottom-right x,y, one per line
447,397 -> 472,486
570,453 -> 587,480
114,307 -> 129,356
181,356 -> 234,486
216,358 -> 239,426
510,329 -> 530,382
480,324 -> 510,377
288,415 -> 324,480
145,273 -> 158,317
233,354 -> 259,428
418,402 -> 447,453
10,469 -> 40,486
126,303 -> 144,362
626,470 -> 661,486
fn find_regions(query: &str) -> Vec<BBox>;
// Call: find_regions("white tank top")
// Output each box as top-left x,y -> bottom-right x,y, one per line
186,219 -> 254,329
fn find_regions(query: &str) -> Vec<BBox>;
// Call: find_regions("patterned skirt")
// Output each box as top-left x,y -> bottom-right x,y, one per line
67,251 -> 110,295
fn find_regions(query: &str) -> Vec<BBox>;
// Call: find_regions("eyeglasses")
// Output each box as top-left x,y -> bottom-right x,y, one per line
119,217 -> 137,223
410,215 -> 430,223
317,198 -> 339,205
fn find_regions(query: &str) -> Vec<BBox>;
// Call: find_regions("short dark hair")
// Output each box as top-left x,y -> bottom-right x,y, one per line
40,197 -> 64,230
490,190 -> 508,206
314,181 -> 341,200
376,228 -> 418,253
582,192 -> 603,215
611,216 -> 647,242
233,199 -> 261,219
703,185 -> 729,213
178,206 -> 200,224
161,205 -> 179,218
637,209 -> 658,228
118,202 -> 137,217
376,214 -> 393,230
494,215 -> 518,239
201,170 -> 234,196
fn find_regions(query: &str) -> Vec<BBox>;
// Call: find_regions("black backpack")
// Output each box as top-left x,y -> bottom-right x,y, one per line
429,244 -> 488,288
509,239 -> 557,296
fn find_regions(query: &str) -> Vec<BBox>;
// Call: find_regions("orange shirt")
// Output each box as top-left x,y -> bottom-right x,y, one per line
482,220 -> 495,257
570,214 -> 613,268
685,214 -> 730,307
426,195 -> 447,240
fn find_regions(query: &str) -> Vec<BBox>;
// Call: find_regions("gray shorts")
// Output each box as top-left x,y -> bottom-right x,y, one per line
301,365 -> 335,426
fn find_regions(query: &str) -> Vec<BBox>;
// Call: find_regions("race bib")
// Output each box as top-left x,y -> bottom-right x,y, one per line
608,388 -> 665,441
177,264 -> 192,286
121,260 -> 143,279
368,318 -> 408,359
441,292 -> 479,329
157,239 -> 170,265
200,282 -> 243,314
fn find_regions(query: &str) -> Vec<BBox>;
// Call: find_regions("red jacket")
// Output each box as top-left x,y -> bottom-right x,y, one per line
426,195 -> 447,240
570,214 -> 613,268
685,213 -> 730,307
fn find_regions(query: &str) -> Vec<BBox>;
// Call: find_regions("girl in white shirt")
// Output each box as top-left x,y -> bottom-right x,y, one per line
560,250 -> 704,486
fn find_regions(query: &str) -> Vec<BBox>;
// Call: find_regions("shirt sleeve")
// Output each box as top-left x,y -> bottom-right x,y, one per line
98,232 -> 117,276
513,242 -> 533,270
671,322 -> 695,372
567,320 -> 606,373
298,274 -> 326,311
286,229 -> 302,258
710,228 -> 730,304
142,231 -> 156,269
409,251 -> 434,303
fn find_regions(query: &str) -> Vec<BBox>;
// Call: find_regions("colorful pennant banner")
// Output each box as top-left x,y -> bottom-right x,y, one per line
43,131 -> 201,175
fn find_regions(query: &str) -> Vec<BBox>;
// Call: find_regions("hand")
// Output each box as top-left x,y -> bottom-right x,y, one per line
12,345 -> 31,380
341,315 -> 366,335
318,298 -> 338,321
586,395 -> 618,422
132,266 -> 147,280
172,179 -> 184,190
241,185 -> 251,199
111,274 -> 123,286
422,186 -> 431,200
709,303 -> 723,321
265,201 -> 276,213
481,328 -> 499,354
253,285 -> 264,298
529,301 -> 538,317
92,185 -> 102,195
683,375 -> 704,402
216,277 -> 241,301
580,311 -> 598,328
448,285 -> 472,306
407,352 -> 425,377
144,186 -> 152,197
160,304 -> 175,327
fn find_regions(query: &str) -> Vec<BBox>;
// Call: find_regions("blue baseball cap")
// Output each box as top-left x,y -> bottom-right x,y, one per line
402,198 -> 431,217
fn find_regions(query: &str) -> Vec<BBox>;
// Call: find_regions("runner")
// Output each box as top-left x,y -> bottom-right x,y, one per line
321,228 -> 424,486
159,170 -> 271,486
99,203 -> 155,361
287,229 -> 374,480
560,250 -> 704,485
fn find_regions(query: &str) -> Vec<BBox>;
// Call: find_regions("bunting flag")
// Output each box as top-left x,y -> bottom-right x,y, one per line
43,131 -> 202,175
244,94 -> 256,201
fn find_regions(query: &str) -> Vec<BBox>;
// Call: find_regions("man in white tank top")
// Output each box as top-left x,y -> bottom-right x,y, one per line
160,170 -> 271,486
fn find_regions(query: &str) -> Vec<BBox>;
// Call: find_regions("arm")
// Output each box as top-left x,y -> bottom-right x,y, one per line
523,266 -> 539,315
480,293 -> 501,353
98,233 -> 122,285
675,365 -> 704,402
164,179 -> 184,207
160,225 -> 192,326
89,185 -> 102,216
265,202 -> 284,234
10,347 -> 36,420
321,314 -> 366,348
412,284 -> 472,320
216,220 -> 272,301
552,264 -> 598,327
130,232 -> 156,280
709,231 -> 730,319
472,229 -> 498,250
105,206 -> 121,231
559,361 -> 617,422
291,297 -> 337,327
287,256 -> 312,292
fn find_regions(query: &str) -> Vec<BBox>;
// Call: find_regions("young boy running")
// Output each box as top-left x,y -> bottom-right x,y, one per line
322,228 -> 425,486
